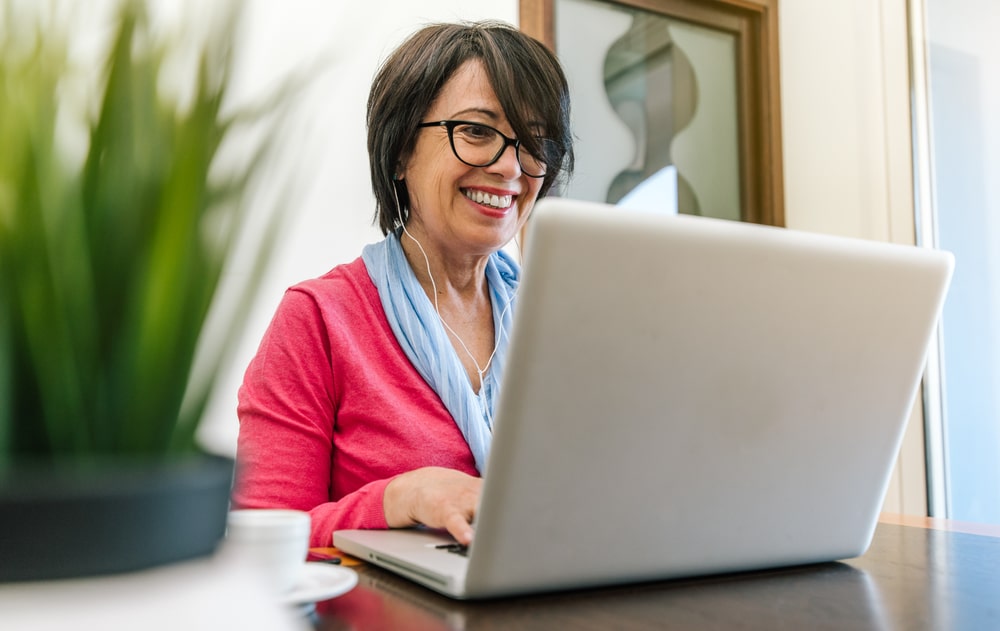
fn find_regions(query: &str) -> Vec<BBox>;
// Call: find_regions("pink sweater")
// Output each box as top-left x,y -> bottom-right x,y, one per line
232,257 -> 478,547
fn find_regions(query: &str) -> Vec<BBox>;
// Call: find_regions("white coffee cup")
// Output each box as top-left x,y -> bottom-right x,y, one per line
224,509 -> 311,594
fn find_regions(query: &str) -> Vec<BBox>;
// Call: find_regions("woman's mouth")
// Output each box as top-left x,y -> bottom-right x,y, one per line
462,188 -> 513,210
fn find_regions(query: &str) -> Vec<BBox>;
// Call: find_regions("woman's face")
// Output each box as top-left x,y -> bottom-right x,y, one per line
400,59 -> 544,261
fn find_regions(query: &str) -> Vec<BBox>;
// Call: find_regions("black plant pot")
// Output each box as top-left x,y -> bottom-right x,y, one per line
0,453 -> 234,582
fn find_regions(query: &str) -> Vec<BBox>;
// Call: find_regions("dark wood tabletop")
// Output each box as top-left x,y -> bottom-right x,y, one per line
309,516 -> 1000,630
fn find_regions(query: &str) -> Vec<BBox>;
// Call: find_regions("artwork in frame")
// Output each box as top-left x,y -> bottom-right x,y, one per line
521,0 -> 784,226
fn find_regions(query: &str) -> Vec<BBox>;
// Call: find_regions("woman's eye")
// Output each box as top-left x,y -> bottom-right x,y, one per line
458,124 -> 495,141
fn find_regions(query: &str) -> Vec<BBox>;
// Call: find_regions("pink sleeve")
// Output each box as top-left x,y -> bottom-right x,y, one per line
232,288 -> 389,547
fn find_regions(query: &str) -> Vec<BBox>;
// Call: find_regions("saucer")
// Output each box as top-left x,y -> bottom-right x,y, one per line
282,563 -> 358,606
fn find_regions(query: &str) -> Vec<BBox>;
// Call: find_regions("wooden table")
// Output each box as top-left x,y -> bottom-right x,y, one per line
307,514 -> 1000,630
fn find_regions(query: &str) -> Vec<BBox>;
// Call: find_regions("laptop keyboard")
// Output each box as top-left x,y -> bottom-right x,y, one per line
435,543 -> 469,557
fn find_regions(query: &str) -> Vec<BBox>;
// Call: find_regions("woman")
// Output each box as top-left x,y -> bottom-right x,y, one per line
233,20 -> 573,548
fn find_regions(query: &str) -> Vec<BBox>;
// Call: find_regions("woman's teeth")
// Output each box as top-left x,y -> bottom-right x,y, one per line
464,189 -> 512,209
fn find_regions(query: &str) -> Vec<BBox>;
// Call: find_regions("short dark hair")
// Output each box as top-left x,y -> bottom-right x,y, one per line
367,20 -> 574,235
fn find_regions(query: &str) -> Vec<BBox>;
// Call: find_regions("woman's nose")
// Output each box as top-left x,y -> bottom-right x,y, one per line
485,142 -> 523,178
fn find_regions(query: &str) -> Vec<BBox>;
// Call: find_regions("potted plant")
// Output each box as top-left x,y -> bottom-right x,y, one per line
0,1 -> 289,581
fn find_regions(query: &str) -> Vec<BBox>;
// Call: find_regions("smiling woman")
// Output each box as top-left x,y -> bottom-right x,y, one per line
231,20 -> 574,550
397,59 -> 546,264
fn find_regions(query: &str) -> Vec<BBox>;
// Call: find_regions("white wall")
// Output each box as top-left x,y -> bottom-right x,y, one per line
780,0 -> 913,243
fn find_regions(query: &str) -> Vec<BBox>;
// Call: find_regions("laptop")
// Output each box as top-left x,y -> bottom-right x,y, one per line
334,197 -> 954,600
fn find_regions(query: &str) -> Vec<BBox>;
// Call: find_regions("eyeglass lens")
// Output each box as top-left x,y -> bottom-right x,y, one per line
448,122 -> 551,177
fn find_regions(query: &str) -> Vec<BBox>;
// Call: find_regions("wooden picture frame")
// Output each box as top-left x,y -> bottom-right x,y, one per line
521,0 -> 784,226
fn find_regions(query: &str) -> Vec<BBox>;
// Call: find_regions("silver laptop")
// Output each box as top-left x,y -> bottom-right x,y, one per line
334,197 -> 954,600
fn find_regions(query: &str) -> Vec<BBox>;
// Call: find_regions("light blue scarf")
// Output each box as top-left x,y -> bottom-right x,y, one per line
362,231 -> 519,473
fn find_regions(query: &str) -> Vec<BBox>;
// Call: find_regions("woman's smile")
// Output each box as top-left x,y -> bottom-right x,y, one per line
461,187 -> 514,210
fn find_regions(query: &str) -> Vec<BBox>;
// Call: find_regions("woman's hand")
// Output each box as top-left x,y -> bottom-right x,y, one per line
383,466 -> 482,545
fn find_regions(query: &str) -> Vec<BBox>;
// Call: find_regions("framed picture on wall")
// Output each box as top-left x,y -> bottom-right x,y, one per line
521,0 -> 784,226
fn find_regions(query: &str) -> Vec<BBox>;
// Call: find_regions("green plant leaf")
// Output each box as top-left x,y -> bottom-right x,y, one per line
0,0 -> 296,463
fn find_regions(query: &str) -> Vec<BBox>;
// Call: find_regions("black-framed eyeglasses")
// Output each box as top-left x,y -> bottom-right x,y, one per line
416,120 -> 555,178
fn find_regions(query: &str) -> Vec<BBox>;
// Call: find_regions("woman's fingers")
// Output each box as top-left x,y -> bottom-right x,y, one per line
384,467 -> 482,543
444,511 -> 476,546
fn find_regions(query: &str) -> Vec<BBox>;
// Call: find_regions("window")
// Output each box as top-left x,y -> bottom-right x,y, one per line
916,0 -> 1000,524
